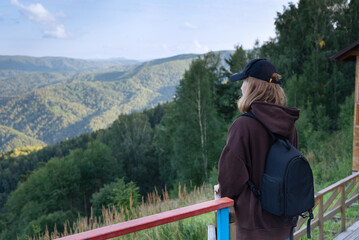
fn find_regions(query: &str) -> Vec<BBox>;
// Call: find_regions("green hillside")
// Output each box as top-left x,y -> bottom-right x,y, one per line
0,125 -> 45,153
1,53 -> 227,150
0,71 -> 78,97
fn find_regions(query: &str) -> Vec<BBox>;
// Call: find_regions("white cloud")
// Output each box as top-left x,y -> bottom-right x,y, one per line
44,24 -> 67,39
184,22 -> 196,29
11,0 -> 55,23
193,40 -> 209,52
11,0 -> 69,39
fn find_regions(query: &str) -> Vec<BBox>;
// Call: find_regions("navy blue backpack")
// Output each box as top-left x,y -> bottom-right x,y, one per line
243,112 -> 314,240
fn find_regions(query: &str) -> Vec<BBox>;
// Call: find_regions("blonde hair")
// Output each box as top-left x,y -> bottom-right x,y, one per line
237,73 -> 287,113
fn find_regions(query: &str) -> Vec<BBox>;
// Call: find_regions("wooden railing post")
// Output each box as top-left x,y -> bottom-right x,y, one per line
318,195 -> 324,240
340,185 -> 346,232
217,208 -> 229,240
293,173 -> 359,239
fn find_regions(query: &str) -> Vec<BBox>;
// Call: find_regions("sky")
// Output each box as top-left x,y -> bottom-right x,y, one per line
0,0 -> 298,60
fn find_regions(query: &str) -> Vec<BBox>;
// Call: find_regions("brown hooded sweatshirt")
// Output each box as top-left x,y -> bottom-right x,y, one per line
218,101 -> 300,240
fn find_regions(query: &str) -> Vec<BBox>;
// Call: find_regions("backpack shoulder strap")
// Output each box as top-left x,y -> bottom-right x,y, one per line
241,112 -> 271,199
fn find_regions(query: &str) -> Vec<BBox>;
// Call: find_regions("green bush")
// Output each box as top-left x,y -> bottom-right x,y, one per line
91,178 -> 140,217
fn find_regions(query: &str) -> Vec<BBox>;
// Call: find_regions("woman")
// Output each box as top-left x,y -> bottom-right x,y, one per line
216,58 -> 300,240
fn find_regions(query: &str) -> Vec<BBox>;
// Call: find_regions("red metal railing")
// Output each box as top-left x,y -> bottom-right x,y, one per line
57,197 -> 234,240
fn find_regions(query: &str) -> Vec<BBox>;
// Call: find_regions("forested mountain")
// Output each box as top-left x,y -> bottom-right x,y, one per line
0,52 -> 232,151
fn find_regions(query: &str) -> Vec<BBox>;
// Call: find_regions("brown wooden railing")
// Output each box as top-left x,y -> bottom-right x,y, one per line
294,172 -> 359,240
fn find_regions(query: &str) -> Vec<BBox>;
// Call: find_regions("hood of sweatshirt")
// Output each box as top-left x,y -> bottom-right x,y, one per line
250,101 -> 300,137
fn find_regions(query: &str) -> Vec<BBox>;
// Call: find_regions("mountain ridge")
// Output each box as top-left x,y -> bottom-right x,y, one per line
0,55 -> 140,72
0,51 -> 233,152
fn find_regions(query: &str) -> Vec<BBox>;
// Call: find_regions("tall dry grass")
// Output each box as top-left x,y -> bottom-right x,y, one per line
28,180 -> 359,240
30,183 -> 214,240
